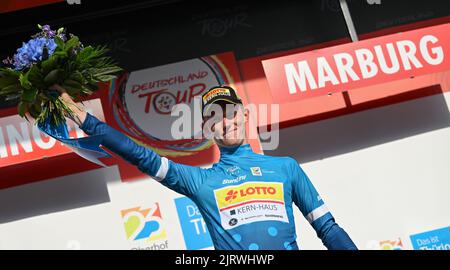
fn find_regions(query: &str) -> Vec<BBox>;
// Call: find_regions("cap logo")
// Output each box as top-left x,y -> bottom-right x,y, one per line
202,88 -> 231,105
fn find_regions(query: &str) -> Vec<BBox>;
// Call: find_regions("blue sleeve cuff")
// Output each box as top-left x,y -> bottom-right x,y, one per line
322,223 -> 358,250
80,113 -> 100,135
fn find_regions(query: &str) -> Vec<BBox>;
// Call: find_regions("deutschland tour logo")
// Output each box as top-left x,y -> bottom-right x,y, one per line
109,54 -> 238,158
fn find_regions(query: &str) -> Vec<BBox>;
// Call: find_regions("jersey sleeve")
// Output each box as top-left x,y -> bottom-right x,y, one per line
80,113 -> 205,197
289,158 -> 357,250
289,158 -> 333,232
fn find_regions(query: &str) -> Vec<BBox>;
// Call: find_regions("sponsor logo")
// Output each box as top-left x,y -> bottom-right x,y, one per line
229,218 -> 238,227
410,226 -> 450,250
379,238 -> 404,250
174,197 -> 213,250
226,165 -> 242,176
202,88 -> 231,104
250,167 -> 262,176
225,190 -> 238,202
214,182 -> 288,229
223,186 -> 278,204
130,241 -> 169,250
120,203 -> 167,244
222,175 -> 247,185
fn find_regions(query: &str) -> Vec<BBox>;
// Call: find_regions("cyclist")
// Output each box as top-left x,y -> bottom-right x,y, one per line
56,84 -> 357,250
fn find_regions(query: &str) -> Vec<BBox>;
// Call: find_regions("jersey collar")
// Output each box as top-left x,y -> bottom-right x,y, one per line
219,143 -> 254,162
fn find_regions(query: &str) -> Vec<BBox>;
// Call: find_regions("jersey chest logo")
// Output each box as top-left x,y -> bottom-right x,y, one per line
213,181 -> 289,229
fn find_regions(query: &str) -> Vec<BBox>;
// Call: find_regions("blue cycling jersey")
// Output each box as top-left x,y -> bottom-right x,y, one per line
81,113 -> 357,250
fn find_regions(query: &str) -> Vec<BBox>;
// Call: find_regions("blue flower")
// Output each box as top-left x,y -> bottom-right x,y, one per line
12,37 -> 57,70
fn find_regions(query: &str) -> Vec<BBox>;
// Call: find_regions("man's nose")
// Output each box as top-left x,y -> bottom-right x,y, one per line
222,115 -> 234,128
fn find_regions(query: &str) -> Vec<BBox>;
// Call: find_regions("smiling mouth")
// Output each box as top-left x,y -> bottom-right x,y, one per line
217,128 -> 238,138
225,128 -> 237,134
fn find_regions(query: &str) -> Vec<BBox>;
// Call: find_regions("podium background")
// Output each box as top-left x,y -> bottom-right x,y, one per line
0,0 -> 449,250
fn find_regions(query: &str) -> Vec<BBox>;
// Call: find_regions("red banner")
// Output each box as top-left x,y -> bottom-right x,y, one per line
262,23 -> 450,104
0,0 -> 63,13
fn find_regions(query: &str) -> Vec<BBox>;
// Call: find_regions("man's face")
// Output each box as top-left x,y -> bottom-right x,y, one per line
202,101 -> 248,147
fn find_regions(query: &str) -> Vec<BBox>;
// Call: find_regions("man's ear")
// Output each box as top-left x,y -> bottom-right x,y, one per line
244,107 -> 249,124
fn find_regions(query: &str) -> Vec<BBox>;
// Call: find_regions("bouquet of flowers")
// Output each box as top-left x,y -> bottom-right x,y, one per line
0,24 -> 122,127
0,24 -> 122,166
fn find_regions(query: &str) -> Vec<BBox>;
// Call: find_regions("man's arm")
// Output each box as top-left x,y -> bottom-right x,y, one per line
319,220 -> 358,250
81,112 -> 168,180
57,85 -> 205,197
289,158 -> 358,250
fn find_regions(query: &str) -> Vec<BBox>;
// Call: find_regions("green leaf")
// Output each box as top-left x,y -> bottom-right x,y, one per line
21,87 -> 38,102
19,73 -> 32,90
57,27 -> 64,35
95,75 -> 116,82
27,65 -> 43,86
28,102 -> 42,118
69,71 -> 84,83
0,67 -> 20,77
0,84 -> 22,95
52,51 -> 68,57
44,69 -> 64,85
92,66 -> 123,76
76,46 -> 93,59
62,79 -> 82,96
0,75 -> 19,89
18,101 -> 28,118
37,24 -> 43,29
63,79 -> 82,88
41,58 -> 56,74
61,85 -> 80,96
65,36 -> 80,51
80,85 -> 94,95
54,36 -> 65,49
